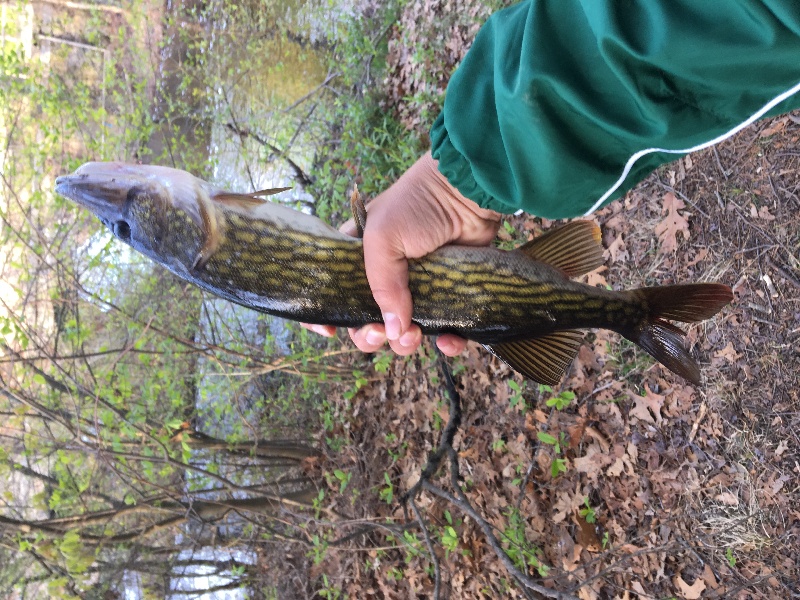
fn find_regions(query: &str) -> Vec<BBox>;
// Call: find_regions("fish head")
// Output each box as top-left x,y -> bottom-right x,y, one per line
56,162 -> 208,268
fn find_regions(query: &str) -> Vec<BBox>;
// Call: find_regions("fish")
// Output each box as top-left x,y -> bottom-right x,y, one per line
55,162 -> 733,385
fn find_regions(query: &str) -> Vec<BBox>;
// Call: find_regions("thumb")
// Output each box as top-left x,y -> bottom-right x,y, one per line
361,229 -> 413,341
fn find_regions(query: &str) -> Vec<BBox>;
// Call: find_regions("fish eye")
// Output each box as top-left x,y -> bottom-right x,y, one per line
114,220 -> 131,240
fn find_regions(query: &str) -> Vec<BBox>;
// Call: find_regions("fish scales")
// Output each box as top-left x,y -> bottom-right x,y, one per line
55,162 -> 733,385
194,203 -> 650,344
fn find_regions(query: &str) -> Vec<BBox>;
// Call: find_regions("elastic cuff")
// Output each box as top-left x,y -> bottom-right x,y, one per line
430,114 -> 517,215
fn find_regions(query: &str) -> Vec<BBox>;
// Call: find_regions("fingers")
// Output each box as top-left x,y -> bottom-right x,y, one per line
361,227 -> 415,342
348,323 -> 423,356
436,334 -> 468,357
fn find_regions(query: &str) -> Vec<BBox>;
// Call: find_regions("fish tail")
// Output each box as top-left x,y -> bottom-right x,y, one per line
623,283 -> 733,384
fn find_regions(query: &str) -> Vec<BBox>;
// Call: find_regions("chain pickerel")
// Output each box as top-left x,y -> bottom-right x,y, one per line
55,162 -> 733,385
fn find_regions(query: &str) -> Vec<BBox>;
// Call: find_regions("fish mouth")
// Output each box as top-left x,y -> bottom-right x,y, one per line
55,162 -> 159,221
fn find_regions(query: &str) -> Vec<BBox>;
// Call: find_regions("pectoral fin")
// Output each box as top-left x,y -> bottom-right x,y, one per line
192,191 -> 223,270
486,330 -> 584,385
517,221 -> 604,278
350,185 -> 367,239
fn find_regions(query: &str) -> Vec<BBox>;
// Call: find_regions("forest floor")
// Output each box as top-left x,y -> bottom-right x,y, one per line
295,4 -> 800,599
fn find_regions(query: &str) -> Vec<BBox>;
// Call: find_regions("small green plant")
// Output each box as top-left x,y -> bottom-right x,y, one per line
400,531 -> 424,563
497,220 -> 522,250
501,508 -> 550,577
384,432 -> 407,462
508,380 -> 526,411
537,430 -> 568,478
441,525 -> 459,557
546,389 -> 576,410
343,370 -> 368,401
379,472 -> 394,504
317,574 -> 342,599
579,497 -> 597,523
726,546 -> 736,568
373,352 -> 393,373
329,469 -> 351,493
308,533 -> 330,566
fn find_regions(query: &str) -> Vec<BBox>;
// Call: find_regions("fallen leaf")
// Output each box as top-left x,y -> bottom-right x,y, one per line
775,440 -> 789,457
701,564 -> 719,589
573,510 -> 602,552
629,384 -> 665,424
604,233 -> 628,264
758,205 -> 776,221
573,443 -> 613,479
686,247 -> 708,267
585,266 -> 608,288
655,192 -> 690,254
759,116 -> 787,137
713,342 -> 741,366
674,574 -> 706,599
714,491 -> 739,506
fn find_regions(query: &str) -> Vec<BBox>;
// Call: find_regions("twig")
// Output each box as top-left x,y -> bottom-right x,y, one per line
401,342 -> 462,501
282,71 -> 338,113
409,497 -> 441,600
223,122 -> 313,187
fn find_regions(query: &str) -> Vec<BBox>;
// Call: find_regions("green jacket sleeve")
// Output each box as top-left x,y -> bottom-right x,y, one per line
430,0 -> 800,218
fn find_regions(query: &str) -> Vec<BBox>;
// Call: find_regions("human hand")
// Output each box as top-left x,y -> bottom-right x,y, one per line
302,151 -> 501,356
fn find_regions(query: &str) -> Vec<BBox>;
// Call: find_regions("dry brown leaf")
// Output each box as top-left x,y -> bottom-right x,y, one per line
573,443 -> 613,479
759,116 -> 787,137
654,192 -> 690,254
585,267 -> 608,288
629,385 -> 665,424
605,232 -> 629,264
674,574 -> 706,599
686,247 -> 708,267
713,342 -> 741,366
714,491 -> 740,506
775,440 -> 789,457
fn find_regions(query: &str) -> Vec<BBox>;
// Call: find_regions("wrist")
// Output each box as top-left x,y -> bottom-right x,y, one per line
418,152 -> 502,241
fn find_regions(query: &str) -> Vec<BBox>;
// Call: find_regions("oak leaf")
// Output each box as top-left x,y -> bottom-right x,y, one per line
629,384 -> 665,424
604,232 -> 628,264
655,192 -> 690,254
674,574 -> 706,599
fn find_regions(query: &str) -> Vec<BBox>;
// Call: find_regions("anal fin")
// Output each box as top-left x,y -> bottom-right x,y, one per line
517,221 -> 604,278
486,330 -> 584,385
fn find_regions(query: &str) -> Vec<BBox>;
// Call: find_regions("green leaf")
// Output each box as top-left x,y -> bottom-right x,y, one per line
537,431 -> 557,445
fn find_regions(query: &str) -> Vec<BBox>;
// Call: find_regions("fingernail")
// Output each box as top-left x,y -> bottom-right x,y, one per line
399,331 -> 417,347
365,328 -> 386,345
383,312 -> 401,340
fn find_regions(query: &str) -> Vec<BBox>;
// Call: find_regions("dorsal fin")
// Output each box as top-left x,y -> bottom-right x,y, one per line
486,330 -> 584,385
212,187 -> 291,210
517,221 -> 604,278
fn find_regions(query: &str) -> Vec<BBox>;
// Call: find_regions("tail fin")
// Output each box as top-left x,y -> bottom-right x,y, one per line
624,284 -> 733,384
